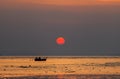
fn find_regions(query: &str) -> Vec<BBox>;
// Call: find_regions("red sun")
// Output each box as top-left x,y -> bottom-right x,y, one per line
56,37 -> 65,45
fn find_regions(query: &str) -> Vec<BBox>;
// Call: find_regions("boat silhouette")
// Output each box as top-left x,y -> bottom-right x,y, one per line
34,57 -> 47,61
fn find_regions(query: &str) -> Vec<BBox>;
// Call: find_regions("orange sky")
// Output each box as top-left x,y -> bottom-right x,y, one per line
36,0 -> 120,5
0,0 -> 120,6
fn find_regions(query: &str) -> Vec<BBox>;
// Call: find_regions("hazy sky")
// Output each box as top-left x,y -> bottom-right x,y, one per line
0,0 -> 120,56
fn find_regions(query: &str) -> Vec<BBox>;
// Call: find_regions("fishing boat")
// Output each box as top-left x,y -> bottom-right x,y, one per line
34,57 -> 47,61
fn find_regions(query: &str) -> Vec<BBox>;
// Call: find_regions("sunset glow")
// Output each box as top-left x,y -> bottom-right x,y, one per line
38,0 -> 120,5
0,0 -> 120,78
0,0 -> 120,7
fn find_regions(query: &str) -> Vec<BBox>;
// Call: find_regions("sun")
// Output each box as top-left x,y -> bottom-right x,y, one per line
56,37 -> 65,45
